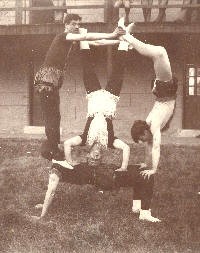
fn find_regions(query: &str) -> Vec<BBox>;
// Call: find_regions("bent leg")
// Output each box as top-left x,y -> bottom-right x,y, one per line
133,169 -> 161,222
122,33 -> 172,81
64,136 -> 82,165
133,168 -> 154,210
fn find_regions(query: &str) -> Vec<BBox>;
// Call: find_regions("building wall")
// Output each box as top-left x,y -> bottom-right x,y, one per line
0,34 -> 196,138
0,36 -> 30,135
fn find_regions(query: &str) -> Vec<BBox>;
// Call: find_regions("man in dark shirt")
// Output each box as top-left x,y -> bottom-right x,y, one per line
35,13 -> 125,162
31,147 -> 160,222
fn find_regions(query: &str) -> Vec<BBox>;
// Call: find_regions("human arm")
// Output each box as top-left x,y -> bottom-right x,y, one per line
88,39 -> 120,46
31,171 -> 60,220
151,128 -> 161,172
64,136 -> 82,166
140,127 -> 161,179
113,138 -> 130,171
136,144 -> 151,169
66,27 -> 125,41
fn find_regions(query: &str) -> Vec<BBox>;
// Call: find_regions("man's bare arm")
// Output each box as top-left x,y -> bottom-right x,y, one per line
144,142 -> 152,167
140,127 -> 161,179
151,129 -> 161,172
31,172 -> 60,220
88,39 -> 120,46
113,138 -> 130,170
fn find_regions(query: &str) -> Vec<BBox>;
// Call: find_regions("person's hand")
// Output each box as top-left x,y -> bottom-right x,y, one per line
112,27 -> 126,38
68,160 -> 80,166
140,169 -> 156,179
79,28 -> 87,34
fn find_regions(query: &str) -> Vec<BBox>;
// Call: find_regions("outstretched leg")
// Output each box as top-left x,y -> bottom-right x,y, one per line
105,41 -> 128,96
80,45 -> 101,94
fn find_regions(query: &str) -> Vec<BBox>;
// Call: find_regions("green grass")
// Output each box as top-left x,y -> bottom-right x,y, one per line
0,138 -> 200,253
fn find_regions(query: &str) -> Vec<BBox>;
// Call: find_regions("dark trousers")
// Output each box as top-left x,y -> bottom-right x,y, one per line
132,167 -> 154,210
114,166 -> 154,210
39,88 -> 61,153
81,49 -> 127,96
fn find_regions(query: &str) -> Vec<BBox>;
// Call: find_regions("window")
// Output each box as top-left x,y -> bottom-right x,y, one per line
186,65 -> 200,96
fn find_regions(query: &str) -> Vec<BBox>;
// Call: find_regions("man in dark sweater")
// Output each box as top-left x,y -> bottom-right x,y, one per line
35,13 -> 125,162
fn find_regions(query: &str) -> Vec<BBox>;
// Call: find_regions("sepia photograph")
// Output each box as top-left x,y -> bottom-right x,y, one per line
0,0 -> 199,252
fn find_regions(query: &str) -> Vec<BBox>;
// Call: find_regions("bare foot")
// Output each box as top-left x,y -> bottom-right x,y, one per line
30,215 -> 41,222
140,215 -> 161,223
115,168 -> 128,172
35,203 -> 43,209
139,210 -> 161,223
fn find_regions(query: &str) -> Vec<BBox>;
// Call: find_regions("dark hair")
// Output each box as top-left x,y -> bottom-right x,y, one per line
63,13 -> 82,24
88,141 -> 103,153
131,120 -> 150,143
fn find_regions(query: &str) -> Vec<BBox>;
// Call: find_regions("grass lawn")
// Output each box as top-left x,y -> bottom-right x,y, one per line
0,138 -> 199,253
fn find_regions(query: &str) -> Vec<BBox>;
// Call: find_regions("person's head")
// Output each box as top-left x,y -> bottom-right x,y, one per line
64,13 -> 82,33
87,142 -> 103,166
131,120 -> 152,143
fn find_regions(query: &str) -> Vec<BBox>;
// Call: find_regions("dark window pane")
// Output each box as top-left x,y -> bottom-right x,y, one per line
197,68 -> 200,77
